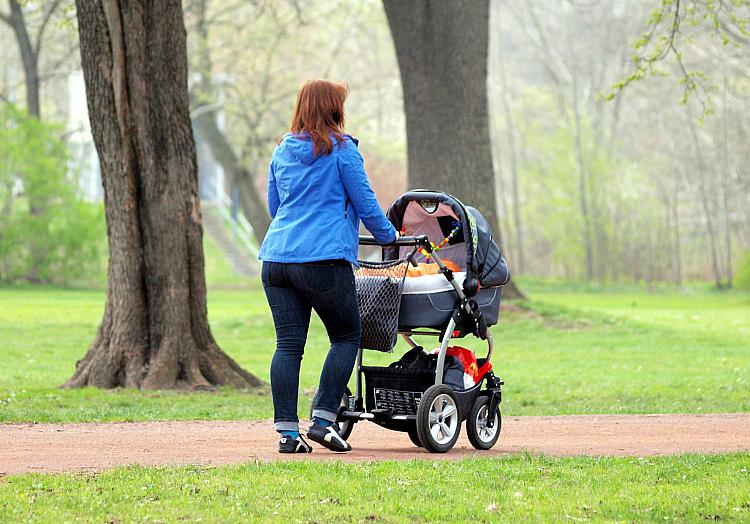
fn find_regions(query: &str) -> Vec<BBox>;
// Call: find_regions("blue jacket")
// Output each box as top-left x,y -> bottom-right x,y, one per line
258,132 -> 397,265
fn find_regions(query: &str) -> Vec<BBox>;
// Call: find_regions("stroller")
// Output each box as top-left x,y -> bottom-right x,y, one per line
321,189 -> 510,453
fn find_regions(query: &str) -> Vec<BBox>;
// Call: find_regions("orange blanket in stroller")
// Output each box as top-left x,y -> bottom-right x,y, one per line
357,260 -> 461,278
406,260 -> 461,277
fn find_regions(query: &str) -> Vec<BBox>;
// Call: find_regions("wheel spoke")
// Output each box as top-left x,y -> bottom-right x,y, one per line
442,404 -> 457,419
439,422 -> 451,437
431,424 -> 441,441
429,412 -> 439,423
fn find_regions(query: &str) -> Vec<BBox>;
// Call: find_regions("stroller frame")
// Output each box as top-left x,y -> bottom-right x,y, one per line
332,234 -> 504,453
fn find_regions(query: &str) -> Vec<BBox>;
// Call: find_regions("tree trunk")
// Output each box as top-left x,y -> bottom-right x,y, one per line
189,0 -> 270,244
671,185 -> 683,286
720,65 -> 733,287
3,0 -> 45,282
383,0 -> 497,226
64,0 -> 262,390
5,0 -> 40,118
687,106 -> 723,289
570,68 -> 595,282
193,112 -> 271,243
383,0 -> 524,299
496,35 -> 525,274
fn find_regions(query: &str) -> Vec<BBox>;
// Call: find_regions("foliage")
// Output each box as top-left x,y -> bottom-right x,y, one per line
0,104 -> 105,285
735,252 -> 750,290
1,454 -> 749,522
608,0 -> 750,113
506,89 -> 671,281
185,0 -> 406,204
0,284 -> 747,423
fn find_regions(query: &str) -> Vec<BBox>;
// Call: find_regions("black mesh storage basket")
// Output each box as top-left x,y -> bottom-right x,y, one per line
354,259 -> 409,352
361,365 -> 435,415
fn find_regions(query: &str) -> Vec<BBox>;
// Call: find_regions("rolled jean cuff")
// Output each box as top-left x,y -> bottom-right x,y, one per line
274,420 -> 299,432
311,408 -> 338,422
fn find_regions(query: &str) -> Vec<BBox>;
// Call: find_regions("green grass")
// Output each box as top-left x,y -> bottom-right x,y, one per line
1,454 -> 749,523
0,281 -> 748,423
202,233 -> 253,289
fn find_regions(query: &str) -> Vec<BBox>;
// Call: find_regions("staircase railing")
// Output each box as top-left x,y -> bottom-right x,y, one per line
216,194 -> 259,259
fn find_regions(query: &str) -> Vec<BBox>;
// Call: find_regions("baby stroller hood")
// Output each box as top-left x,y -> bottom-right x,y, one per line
384,189 -> 510,291
466,205 -> 511,288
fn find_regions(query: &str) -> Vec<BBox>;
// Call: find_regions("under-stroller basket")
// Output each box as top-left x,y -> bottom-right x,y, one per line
355,258 -> 410,352
361,365 -> 434,415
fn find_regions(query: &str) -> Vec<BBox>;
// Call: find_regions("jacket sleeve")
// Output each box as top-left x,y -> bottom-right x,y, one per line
338,142 -> 397,244
267,160 -> 280,219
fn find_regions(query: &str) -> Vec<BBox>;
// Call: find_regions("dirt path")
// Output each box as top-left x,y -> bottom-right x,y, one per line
2,414 -> 749,475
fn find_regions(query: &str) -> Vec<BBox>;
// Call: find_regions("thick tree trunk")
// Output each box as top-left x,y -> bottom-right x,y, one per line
383,0 -> 497,227
64,0 -> 262,390
383,0 -> 524,299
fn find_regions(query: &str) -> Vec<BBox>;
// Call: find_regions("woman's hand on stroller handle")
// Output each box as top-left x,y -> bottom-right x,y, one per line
358,234 -> 431,250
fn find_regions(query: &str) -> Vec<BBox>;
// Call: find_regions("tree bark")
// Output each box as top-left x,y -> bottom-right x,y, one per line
64,0 -> 262,390
383,0 -> 524,299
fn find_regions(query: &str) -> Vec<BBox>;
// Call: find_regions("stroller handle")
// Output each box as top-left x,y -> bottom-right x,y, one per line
358,235 -> 432,251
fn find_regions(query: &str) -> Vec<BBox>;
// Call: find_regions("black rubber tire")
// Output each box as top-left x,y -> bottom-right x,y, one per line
416,384 -> 461,453
309,387 -> 355,441
407,426 -> 423,448
466,395 -> 502,450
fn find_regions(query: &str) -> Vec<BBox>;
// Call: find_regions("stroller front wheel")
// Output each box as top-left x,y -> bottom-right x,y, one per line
416,385 -> 461,453
466,395 -> 502,450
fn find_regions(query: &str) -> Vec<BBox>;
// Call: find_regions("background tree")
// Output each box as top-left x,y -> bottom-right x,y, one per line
0,0 -> 72,282
183,0 -> 406,243
383,0 -> 524,298
0,0 -> 62,118
0,103 -> 103,284
65,0 -> 261,389
382,0 -> 497,228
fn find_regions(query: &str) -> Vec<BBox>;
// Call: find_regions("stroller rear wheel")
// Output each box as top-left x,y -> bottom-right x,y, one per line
309,387 -> 354,441
407,426 -> 423,448
416,385 -> 461,453
466,396 -> 501,450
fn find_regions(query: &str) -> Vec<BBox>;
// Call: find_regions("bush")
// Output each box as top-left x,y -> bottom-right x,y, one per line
0,104 -> 106,285
735,253 -> 750,291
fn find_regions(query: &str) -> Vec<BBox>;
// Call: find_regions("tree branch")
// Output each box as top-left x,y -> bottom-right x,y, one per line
33,0 -> 62,57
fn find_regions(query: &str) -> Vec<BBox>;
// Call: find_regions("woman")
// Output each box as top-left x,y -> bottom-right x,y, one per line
258,79 -> 398,453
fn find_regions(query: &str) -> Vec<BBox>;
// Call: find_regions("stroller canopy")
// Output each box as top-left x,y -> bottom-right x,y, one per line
383,190 -> 510,289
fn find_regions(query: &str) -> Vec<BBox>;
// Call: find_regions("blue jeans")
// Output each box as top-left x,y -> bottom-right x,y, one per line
261,261 -> 361,433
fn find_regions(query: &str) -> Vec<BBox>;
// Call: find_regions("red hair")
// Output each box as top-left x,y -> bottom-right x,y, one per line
290,79 -> 349,156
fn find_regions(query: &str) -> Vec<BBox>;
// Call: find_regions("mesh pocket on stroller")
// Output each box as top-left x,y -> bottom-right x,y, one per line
355,259 -> 409,352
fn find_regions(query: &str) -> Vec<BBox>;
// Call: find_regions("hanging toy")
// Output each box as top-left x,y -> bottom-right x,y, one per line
402,221 -> 462,262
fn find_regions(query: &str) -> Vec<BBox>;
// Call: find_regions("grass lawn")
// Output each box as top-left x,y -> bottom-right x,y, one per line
1,454 -> 749,523
0,277 -> 748,423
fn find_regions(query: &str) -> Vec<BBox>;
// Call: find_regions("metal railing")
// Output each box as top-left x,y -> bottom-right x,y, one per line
209,191 -> 259,259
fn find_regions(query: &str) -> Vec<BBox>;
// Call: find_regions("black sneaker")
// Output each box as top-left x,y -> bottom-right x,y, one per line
307,422 -> 352,452
278,434 -> 313,454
